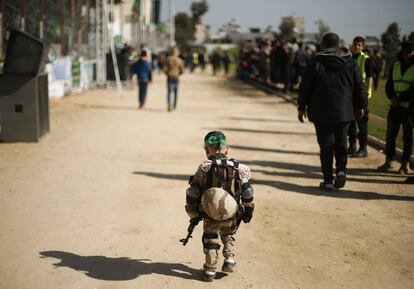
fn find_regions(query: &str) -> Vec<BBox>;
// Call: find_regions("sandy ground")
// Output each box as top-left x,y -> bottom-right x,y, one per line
0,72 -> 413,289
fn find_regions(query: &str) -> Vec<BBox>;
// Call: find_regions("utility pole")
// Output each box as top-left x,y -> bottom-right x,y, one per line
60,0 -> 65,55
96,0 -> 106,86
38,0 -> 44,39
21,0 -> 26,32
69,0 -> 75,54
120,0 -> 124,43
0,0 -> 3,59
169,0 -> 175,47
103,0 -> 122,94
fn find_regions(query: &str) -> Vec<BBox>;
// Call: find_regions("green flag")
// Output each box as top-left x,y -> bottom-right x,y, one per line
132,0 -> 141,22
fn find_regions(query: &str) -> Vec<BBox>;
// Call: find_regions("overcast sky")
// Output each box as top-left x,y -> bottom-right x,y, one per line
161,0 -> 414,43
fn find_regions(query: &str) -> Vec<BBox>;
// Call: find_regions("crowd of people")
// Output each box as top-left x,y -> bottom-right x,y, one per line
238,39 -> 384,94
238,35 -> 414,186
293,34 -> 413,187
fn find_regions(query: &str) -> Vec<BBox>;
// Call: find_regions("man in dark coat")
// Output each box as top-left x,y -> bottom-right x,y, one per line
297,33 -> 367,191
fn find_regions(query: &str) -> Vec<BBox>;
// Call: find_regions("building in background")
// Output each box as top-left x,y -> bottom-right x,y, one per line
210,19 -> 273,45
194,22 -> 209,45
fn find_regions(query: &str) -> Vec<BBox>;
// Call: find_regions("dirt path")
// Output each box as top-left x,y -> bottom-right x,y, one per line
0,72 -> 413,289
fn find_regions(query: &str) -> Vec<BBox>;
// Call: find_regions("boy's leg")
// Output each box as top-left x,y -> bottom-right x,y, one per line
138,82 -> 146,107
220,219 -> 237,272
202,232 -> 220,281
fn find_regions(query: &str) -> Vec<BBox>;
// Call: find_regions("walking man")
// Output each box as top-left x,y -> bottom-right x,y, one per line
348,36 -> 374,157
298,33 -> 366,191
164,47 -> 184,111
377,41 -> 414,174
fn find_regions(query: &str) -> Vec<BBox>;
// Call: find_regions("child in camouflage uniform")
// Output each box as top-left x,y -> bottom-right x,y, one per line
185,131 -> 255,282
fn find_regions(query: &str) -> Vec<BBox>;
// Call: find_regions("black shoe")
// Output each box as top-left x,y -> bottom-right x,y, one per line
222,258 -> 236,273
334,171 -> 346,188
319,181 -> 334,192
352,147 -> 368,158
202,271 -> 216,282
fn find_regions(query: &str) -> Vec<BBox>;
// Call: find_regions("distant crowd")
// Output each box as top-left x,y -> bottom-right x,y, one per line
237,40 -> 384,94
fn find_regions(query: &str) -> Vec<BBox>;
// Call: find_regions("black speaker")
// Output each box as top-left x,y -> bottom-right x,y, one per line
3,29 -> 47,76
106,53 -> 129,81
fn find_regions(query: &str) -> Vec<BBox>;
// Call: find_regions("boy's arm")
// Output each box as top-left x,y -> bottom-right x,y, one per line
185,165 -> 206,219
238,165 -> 254,223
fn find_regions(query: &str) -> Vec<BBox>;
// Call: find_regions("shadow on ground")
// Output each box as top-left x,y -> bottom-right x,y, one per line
242,160 -> 407,185
76,104 -> 164,113
132,167 -> 413,201
39,251 -> 225,281
231,145 -> 318,156
205,127 -> 314,136
229,116 -> 298,123
133,171 -> 189,181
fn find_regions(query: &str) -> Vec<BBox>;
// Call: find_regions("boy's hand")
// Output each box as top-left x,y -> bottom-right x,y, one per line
242,205 -> 254,223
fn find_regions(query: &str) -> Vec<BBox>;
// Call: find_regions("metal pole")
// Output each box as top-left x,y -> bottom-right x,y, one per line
0,0 -> 3,59
120,0 -> 123,42
96,0 -> 105,86
39,0 -> 44,39
21,0 -> 26,32
60,0 -> 65,55
169,0 -> 175,47
68,0 -> 75,54
103,0 -> 122,94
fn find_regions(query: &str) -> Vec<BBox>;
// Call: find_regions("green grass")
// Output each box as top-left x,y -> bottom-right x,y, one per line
369,79 -> 389,119
368,122 -> 404,150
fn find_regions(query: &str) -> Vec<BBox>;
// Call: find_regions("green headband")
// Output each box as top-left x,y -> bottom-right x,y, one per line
204,134 -> 227,148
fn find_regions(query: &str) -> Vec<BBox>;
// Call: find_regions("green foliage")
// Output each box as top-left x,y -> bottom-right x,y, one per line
191,0 -> 209,23
381,23 -> 401,58
279,17 -> 295,42
315,19 -> 330,43
175,12 -> 196,51
175,1 -> 209,52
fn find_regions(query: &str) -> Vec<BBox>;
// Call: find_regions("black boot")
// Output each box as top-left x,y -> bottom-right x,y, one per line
352,145 -> 368,158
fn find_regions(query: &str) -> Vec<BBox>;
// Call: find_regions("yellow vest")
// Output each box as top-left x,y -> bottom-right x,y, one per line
392,61 -> 414,108
357,52 -> 372,98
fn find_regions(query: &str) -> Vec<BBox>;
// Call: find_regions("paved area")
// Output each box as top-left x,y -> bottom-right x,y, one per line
0,72 -> 413,289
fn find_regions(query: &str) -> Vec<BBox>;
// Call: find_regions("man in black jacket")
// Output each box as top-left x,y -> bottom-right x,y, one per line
297,33 -> 367,191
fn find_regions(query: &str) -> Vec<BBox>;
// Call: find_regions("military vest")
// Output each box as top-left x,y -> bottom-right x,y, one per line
204,157 -> 242,203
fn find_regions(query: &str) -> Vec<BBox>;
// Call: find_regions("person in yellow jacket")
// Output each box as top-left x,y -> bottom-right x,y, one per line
347,36 -> 374,157
377,41 -> 414,174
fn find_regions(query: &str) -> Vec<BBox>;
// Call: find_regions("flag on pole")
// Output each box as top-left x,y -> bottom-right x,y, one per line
132,0 -> 141,22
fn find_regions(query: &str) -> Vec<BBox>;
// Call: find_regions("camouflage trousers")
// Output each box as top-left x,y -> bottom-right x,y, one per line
202,217 -> 237,273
